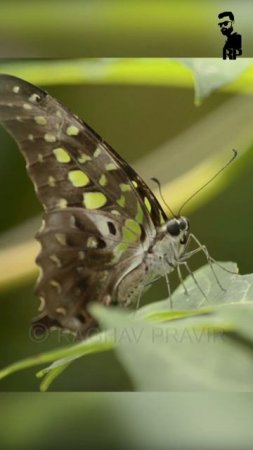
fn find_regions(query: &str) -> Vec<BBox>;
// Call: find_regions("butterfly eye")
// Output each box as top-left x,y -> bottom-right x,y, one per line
167,219 -> 180,236
179,217 -> 189,231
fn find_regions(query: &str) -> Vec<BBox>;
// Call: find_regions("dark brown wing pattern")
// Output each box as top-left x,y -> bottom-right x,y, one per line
0,74 -> 166,337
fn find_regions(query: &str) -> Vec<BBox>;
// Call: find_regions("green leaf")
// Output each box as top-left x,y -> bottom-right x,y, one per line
0,332 -> 115,384
91,301 -> 253,391
218,303 -> 253,344
89,262 -> 253,391
181,59 -> 253,104
0,58 -> 252,101
38,362 -> 70,392
139,261 -> 253,316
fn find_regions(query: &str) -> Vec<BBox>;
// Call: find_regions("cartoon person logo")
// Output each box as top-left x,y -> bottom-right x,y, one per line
218,11 -> 242,59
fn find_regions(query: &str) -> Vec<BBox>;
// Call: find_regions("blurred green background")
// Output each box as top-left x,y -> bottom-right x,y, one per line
1,393 -> 253,450
0,0 -> 252,57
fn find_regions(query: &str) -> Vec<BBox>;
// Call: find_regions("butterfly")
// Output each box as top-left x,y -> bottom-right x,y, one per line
0,74 -> 214,339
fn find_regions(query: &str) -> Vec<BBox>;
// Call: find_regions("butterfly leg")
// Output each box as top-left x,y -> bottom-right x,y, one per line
136,290 -> 143,310
181,233 -> 226,292
189,234 -> 237,275
162,260 -> 173,309
176,264 -> 188,296
178,261 -> 208,300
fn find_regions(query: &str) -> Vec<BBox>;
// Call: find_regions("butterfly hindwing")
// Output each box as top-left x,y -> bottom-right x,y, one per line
35,208 -> 126,335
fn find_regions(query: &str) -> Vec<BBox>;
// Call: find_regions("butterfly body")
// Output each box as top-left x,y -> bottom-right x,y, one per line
0,74 -> 189,338
116,223 -> 188,304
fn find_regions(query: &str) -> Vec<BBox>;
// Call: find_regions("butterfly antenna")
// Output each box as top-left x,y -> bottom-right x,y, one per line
177,149 -> 238,216
151,177 -> 176,217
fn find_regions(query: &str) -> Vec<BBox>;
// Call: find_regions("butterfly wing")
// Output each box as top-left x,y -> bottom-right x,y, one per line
0,74 -> 167,337
0,74 -> 166,228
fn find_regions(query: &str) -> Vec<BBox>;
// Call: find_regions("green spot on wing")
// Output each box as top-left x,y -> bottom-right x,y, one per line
124,219 -> 141,239
83,192 -> 107,209
116,195 -> 126,207
78,153 -> 91,163
68,170 -> 89,187
144,197 -> 152,213
112,220 -> 141,262
135,202 -> 144,224
99,174 -> 108,186
35,116 -> 47,125
113,242 -> 129,261
159,211 -> 165,225
122,219 -> 141,243
53,147 -> 71,163
45,133 -> 56,143
105,163 -> 117,171
120,183 -> 131,192
66,125 -> 79,136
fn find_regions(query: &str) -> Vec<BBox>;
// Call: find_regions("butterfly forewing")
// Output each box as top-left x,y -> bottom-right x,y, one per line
0,75 -> 166,231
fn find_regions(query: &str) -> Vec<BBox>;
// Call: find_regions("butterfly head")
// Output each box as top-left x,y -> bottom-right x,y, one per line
166,216 -> 189,246
152,215 -> 189,267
